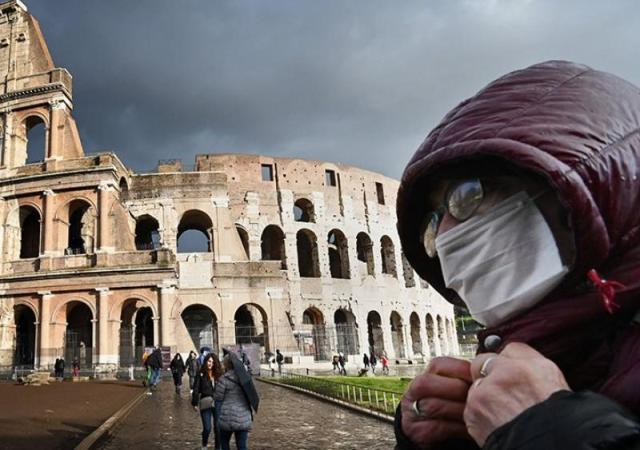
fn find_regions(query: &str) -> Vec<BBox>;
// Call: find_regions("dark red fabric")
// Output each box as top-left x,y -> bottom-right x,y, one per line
396,60 -> 640,414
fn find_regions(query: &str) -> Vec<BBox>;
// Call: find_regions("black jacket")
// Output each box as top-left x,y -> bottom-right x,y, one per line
185,355 -> 199,377
170,357 -> 185,375
191,371 -> 215,407
145,350 -> 163,370
394,391 -> 640,450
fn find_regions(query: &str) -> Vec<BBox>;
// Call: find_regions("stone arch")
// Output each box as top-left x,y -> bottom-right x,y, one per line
380,235 -> 397,277
366,310 -> 384,356
135,214 -> 160,250
109,295 -> 157,322
24,114 -> 48,164
327,229 -> 350,279
5,205 -> 42,260
390,311 -> 406,359
410,312 -> 422,357
356,232 -> 375,276
14,304 -> 36,367
177,209 -> 213,253
234,303 -> 269,352
60,301 -> 95,369
334,308 -> 359,355
235,224 -> 250,259
426,313 -> 436,357
293,198 -> 315,222
118,298 -> 155,367
119,177 -> 129,196
401,253 -> 416,288
52,298 -> 96,325
181,304 -> 219,354
297,229 -> 320,277
301,306 -> 329,361
55,198 -> 97,255
261,224 -> 286,268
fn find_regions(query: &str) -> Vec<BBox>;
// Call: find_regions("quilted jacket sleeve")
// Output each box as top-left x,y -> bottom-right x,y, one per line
485,391 -> 640,450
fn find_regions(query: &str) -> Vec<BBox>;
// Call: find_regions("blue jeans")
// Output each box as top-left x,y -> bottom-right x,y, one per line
200,406 -> 220,449
220,429 -> 249,450
150,368 -> 160,386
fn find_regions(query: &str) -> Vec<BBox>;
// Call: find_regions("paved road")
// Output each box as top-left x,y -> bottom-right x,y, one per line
99,378 -> 396,450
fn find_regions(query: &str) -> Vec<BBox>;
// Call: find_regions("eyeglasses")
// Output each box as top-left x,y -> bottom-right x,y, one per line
422,178 -> 484,258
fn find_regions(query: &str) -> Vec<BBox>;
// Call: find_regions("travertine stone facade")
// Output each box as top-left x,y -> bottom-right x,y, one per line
0,0 -> 457,372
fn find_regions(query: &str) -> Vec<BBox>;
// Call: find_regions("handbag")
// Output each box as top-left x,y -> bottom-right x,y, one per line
199,396 -> 214,410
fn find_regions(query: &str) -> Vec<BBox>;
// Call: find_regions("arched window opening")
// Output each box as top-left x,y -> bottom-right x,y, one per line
236,225 -> 250,259
182,305 -> 218,354
297,229 -> 320,277
177,210 -> 213,253
328,229 -> 350,279
390,311 -> 406,359
356,232 -> 375,276
19,206 -> 40,258
119,178 -> 129,200
65,302 -> 93,369
300,307 -> 329,361
13,305 -> 36,368
426,314 -> 436,357
334,309 -> 358,355
234,304 -> 269,351
293,198 -> 314,222
261,225 -> 286,268
119,300 -> 154,367
135,215 -> 160,250
25,116 -> 46,164
367,310 -> 384,356
67,200 -> 94,255
402,253 -> 416,288
380,235 -> 397,277
410,312 -> 422,357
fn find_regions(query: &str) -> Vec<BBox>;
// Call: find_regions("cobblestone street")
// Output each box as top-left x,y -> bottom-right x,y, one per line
99,378 -> 396,450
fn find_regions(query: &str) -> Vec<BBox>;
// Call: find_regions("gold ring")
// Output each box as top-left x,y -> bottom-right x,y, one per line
480,356 -> 496,377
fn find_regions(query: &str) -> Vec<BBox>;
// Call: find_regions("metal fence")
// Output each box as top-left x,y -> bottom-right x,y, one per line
270,371 -> 400,417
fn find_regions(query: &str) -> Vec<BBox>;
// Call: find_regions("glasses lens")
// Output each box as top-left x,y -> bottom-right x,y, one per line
447,179 -> 483,221
422,212 -> 440,258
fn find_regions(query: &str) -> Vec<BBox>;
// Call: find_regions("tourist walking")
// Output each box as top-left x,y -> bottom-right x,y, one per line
215,355 -> 254,450
145,347 -> 163,390
54,356 -> 65,379
380,354 -> 389,375
362,353 -> 370,370
338,353 -> 346,375
170,352 -> 186,394
185,350 -> 199,393
192,353 -> 223,450
275,349 -> 284,375
369,353 -> 377,375
72,358 -> 80,377
332,355 -> 339,372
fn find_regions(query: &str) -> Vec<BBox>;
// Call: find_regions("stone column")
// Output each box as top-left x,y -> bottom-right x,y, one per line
158,285 -> 176,349
42,189 -> 56,256
96,287 -> 113,365
152,317 -> 160,347
38,291 -> 53,369
97,182 -> 114,253
418,319 -> 430,361
402,323 -> 412,360
33,319 -> 40,368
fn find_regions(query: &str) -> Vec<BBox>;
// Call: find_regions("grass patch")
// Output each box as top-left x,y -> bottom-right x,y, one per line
319,376 -> 409,394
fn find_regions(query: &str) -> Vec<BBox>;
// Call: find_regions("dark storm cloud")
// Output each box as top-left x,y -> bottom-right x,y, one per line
25,0 -> 640,177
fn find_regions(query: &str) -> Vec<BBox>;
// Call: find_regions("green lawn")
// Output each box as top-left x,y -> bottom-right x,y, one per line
319,376 -> 410,394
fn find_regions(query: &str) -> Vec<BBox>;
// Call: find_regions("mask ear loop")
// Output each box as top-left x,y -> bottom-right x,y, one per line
587,269 -> 625,314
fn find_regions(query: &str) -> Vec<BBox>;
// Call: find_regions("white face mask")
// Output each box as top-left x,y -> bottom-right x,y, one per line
435,191 -> 568,327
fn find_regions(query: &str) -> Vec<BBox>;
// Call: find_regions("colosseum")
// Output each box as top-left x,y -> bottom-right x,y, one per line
0,0 -> 458,375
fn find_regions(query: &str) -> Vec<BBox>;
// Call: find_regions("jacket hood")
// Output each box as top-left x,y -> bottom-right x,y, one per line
397,60 -> 640,307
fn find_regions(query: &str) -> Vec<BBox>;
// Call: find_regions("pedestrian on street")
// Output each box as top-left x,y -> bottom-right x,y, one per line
275,349 -> 284,375
338,353 -> 346,375
185,350 -> 200,393
214,355 -> 253,450
54,357 -> 65,379
362,353 -> 370,370
332,355 -> 339,372
145,347 -> 163,390
369,353 -> 377,375
170,352 -> 186,394
380,354 -> 389,375
393,61 -> 640,449
72,357 -> 80,377
192,353 -> 223,450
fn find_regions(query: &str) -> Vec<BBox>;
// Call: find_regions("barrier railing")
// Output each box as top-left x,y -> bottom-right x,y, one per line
269,371 -> 399,416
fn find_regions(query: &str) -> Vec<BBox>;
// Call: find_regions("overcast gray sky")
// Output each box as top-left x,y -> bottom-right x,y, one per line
25,0 -> 640,179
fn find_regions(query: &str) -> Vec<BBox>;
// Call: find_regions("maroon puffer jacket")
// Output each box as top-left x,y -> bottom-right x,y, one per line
396,60 -> 640,414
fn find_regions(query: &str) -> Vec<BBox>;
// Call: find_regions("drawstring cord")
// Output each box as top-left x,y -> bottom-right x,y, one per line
587,269 -> 625,314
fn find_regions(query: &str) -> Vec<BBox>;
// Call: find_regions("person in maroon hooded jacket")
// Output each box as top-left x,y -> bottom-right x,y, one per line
394,61 -> 640,449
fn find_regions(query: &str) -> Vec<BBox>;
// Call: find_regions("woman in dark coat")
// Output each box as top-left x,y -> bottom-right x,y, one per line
214,355 -> 253,450
192,353 -> 223,450
169,353 -> 186,394
394,60 -> 640,449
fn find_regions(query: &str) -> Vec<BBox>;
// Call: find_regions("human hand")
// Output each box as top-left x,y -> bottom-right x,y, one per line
400,357 -> 473,449
464,342 -> 570,446
193,405 -> 198,412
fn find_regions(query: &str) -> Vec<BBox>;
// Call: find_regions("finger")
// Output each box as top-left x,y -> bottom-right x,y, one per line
426,357 -> 473,383
406,373 -> 471,402
403,417 -> 470,444
415,397 -> 466,422
500,342 -> 544,360
469,353 -> 499,382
